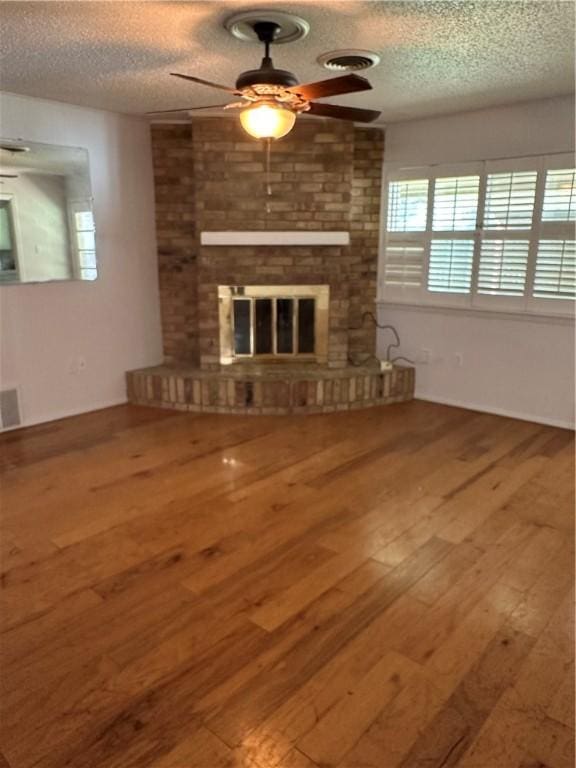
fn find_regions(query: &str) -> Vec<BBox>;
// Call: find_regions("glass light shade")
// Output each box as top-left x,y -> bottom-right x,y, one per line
239,103 -> 296,140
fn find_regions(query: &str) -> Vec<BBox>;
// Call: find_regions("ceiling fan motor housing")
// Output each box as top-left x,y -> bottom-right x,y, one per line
235,66 -> 298,90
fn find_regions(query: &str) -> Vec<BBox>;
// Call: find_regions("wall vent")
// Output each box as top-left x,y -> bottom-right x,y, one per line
317,50 -> 381,72
0,388 -> 21,429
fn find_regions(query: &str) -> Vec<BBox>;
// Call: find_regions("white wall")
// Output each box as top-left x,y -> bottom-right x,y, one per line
379,96 -> 575,428
0,92 -> 163,428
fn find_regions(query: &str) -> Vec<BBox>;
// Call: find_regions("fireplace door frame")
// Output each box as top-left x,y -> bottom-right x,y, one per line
218,285 -> 329,365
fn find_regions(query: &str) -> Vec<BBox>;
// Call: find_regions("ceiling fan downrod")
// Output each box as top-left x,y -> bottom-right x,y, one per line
253,21 -> 279,68
235,21 -> 299,91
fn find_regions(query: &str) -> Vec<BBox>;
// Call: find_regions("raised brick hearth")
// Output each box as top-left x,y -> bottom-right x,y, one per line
127,364 -> 415,415
126,116 -> 415,414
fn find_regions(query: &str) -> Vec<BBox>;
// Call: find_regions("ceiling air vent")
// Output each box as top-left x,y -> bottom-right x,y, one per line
317,50 -> 381,72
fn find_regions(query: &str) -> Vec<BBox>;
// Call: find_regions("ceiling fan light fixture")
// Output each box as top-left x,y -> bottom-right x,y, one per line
239,103 -> 296,140
154,17 -> 381,134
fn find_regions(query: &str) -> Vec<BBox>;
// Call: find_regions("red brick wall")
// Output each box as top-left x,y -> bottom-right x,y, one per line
151,118 -> 384,368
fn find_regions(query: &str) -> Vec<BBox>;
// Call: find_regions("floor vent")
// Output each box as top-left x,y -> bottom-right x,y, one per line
0,388 -> 21,429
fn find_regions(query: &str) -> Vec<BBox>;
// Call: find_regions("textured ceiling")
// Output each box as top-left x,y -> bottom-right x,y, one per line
0,1 -> 574,123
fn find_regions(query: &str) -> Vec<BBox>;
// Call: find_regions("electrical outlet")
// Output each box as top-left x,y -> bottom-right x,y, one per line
419,348 -> 431,364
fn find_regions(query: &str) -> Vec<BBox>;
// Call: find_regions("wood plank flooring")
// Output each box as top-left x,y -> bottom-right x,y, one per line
0,401 -> 573,768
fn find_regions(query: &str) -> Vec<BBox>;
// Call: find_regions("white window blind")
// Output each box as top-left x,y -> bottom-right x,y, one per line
432,176 -> 479,231
533,240 -> 576,299
483,171 -> 537,230
383,244 -> 424,287
381,154 -> 575,317
428,240 -> 474,293
542,169 -> 576,222
387,179 -> 428,232
478,240 -> 529,296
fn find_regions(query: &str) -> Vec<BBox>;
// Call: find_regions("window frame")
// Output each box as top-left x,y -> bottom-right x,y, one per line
0,193 -> 22,283
66,198 -> 97,281
379,153 -> 575,319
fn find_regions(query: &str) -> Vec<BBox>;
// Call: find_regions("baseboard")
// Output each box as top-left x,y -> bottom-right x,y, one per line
0,397 -> 129,433
415,392 -> 575,430
3,392 -> 573,432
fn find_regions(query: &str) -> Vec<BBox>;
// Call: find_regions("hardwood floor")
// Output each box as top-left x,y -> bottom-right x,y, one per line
0,401 -> 573,768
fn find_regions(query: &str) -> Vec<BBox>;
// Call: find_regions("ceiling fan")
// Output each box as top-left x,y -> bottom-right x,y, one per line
148,20 -> 381,140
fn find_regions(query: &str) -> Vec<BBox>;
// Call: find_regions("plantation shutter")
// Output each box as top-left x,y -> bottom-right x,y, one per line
386,179 -> 429,232
426,173 -> 480,300
542,169 -> 576,222
432,176 -> 479,231
382,175 -> 429,300
477,240 -> 529,296
474,161 -> 539,310
530,161 -> 576,307
381,155 -> 575,316
533,240 -> 576,300
428,240 -> 474,294
483,171 -> 537,230
383,244 -> 425,288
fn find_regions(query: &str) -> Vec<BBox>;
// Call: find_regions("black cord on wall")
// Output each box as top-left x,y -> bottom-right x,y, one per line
347,312 -> 414,366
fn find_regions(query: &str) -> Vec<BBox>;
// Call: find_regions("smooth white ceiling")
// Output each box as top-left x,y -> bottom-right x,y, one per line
0,1 -> 574,123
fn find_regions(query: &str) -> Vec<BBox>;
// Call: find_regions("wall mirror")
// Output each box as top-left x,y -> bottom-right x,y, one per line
0,139 -> 96,284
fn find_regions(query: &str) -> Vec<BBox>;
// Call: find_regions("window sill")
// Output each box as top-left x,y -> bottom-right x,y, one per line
376,299 -> 575,325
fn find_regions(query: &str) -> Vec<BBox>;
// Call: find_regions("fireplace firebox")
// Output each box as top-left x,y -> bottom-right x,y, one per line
218,285 -> 329,365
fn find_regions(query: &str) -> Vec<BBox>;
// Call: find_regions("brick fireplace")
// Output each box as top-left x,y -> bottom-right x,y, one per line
126,117 -> 415,414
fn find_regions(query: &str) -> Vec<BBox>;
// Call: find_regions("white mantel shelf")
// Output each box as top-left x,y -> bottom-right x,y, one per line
200,231 -> 350,247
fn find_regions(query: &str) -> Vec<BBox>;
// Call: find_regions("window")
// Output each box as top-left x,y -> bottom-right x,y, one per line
387,179 -> 429,232
432,176 -> 479,231
68,200 -> 97,281
483,171 -> 537,229
542,169 -> 576,222
383,244 -> 425,288
428,240 -> 474,293
478,240 -> 529,297
0,197 -> 19,282
533,240 -> 575,299
381,154 -> 575,316
75,210 -> 96,281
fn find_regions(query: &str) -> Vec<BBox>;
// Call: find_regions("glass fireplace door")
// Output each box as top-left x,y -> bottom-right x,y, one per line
219,285 -> 328,365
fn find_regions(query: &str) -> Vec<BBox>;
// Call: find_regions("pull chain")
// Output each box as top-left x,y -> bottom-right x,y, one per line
264,137 -> 272,214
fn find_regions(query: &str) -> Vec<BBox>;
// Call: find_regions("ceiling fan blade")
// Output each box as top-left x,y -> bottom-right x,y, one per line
170,73 -> 239,94
147,104 -> 230,115
307,102 -> 381,123
289,74 -> 372,101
